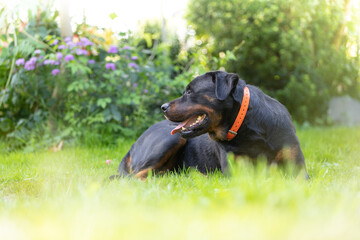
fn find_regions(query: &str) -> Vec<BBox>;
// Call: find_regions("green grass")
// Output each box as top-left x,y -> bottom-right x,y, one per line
1,127 -> 360,240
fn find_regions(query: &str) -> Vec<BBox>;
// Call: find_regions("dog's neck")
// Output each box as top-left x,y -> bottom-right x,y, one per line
208,86 -> 251,142
208,100 -> 241,141
226,86 -> 250,140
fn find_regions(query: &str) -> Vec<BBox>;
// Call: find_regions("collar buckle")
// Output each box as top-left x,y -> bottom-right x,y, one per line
228,130 -> 237,136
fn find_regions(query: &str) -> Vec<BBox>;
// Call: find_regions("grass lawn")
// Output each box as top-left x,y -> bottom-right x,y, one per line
1,127 -> 360,240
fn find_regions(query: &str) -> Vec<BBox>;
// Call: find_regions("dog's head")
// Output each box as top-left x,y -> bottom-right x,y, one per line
162,71 -> 247,140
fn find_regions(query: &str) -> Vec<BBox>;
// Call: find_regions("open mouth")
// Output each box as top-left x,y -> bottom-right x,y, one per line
171,114 -> 208,135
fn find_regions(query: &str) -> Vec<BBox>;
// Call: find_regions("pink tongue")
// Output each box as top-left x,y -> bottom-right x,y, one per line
171,120 -> 189,135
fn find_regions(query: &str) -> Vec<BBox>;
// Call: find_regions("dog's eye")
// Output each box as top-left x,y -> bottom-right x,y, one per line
185,89 -> 192,95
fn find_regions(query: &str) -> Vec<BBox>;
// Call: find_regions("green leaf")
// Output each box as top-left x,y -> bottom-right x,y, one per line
109,12 -> 118,20
143,33 -> 153,48
110,104 -> 121,121
96,98 -> 112,109
0,118 -> 12,132
103,109 -> 112,121
0,34 -> 7,42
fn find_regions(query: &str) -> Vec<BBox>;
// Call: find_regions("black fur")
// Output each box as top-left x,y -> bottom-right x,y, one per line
110,120 -> 226,180
163,71 -> 309,179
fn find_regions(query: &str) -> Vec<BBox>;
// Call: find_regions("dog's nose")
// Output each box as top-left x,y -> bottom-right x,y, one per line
161,103 -> 170,112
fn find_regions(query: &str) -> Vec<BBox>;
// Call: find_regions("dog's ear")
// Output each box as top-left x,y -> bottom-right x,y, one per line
210,71 -> 240,100
232,78 -> 247,102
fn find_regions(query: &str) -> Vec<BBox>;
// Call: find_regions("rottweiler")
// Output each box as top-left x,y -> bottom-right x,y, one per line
110,120 -> 227,180
162,71 -> 309,179
111,71 -> 309,180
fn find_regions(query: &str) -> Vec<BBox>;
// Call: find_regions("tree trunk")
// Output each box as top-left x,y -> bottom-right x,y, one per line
332,0 -> 351,50
48,0 -> 72,134
58,0 -> 73,37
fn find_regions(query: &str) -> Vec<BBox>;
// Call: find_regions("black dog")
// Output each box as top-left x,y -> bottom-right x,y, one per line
112,71 -> 309,180
111,120 -> 227,180
162,71 -> 309,178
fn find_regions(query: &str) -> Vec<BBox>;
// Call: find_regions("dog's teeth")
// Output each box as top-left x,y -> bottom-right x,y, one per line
182,127 -> 185,130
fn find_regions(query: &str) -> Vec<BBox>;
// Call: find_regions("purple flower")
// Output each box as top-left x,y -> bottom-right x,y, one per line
123,46 -> 131,50
64,54 -> 74,62
58,45 -> 66,50
56,52 -> 63,60
143,89 -> 149,94
84,41 -> 93,46
128,62 -> 139,70
75,49 -> 88,55
15,58 -> 25,66
64,37 -> 72,42
80,37 -> 89,42
108,45 -> 118,54
88,60 -> 95,64
52,69 -> 60,76
132,83 -> 138,88
131,56 -> 138,60
51,39 -> 59,46
44,59 -> 56,65
66,41 -> 76,49
54,61 -> 60,65
105,63 -> 116,71
76,49 -> 83,55
29,57 -> 37,63
34,49 -> 41,54
81,37 -> 93,46
24,60 -> 36,71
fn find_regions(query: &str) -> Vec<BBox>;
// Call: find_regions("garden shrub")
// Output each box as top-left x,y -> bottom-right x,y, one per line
187,0 -> 359,123
0,8 -> 194,150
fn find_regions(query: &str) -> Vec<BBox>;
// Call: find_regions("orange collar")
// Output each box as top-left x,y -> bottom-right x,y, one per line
226,86 -> 250,140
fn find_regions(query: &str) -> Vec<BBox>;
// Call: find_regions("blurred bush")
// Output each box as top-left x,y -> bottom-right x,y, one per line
187,0 -> 360,123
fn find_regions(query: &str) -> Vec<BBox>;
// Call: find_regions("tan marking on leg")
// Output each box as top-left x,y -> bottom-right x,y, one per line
233,154 -> 255,163
274,150 -> 283,163
274,146 -> 298,163
135,169 -> 150,181
125,155 -> 133,173
234,154 -> 241,162
135,138 -> 186,180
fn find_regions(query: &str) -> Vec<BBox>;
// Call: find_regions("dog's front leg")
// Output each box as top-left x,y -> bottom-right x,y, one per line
218,145 -> 230,176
